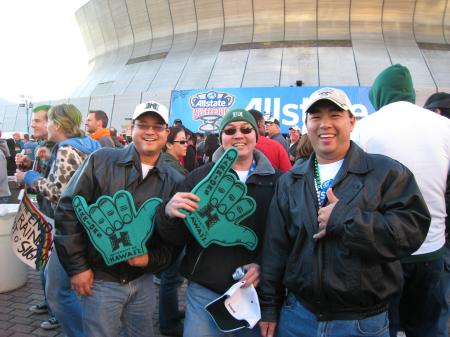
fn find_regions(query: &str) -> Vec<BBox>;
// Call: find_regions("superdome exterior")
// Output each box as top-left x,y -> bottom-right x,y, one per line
1,0 -> 449,132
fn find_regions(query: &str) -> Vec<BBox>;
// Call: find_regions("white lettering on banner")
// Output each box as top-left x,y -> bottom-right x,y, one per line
246,98 -> 300,126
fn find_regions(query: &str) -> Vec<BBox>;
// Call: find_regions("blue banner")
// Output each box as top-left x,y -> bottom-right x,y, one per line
170,86 -> 375,134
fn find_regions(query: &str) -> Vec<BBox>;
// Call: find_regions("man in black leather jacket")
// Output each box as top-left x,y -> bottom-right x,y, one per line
54,101 -> 183,337
258,88 -> 431,337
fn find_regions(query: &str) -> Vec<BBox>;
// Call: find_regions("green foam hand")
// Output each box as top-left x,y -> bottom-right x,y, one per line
73,190 -> 162,266
182,147 -> 258,250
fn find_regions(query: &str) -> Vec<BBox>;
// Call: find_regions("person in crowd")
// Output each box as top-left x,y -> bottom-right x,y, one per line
85,110 -> 115,147
424,92 -> 450,118
183,130 -> 197,172
5,137 -> 17,175
195,132 -> 205,166
12,132 -> 24,153
14,104 -> 60,330
158,109 -> 281,337
352,65 -> 450,337
173,118 -> 183,127
248,109 -> 292,172
0,130 -> 10,203
109,127 -> 125,148
163,126 -> 189,175
423,91 -> 450,337
22,133 -> 38,160
288,126 -> 301,163
16,104 -> 101,337
54,101 -> 182,337
259,87 -> 431,337
159,126 -> 190,336
264,118 -> 289,153
294,133 -> 313,163
203,133 -> 220,163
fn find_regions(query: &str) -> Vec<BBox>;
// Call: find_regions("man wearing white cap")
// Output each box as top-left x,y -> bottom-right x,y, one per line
54,101 -> 183,337
288,125 -> 301,163
259,87 -> 430,337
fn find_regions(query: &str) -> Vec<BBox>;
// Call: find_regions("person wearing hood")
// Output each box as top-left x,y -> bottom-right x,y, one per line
16,104 -> 101,337
158,109 -> 281,337
352,64 -> 450,337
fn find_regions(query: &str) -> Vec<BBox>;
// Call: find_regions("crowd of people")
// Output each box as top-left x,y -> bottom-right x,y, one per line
0,63 -> 449,337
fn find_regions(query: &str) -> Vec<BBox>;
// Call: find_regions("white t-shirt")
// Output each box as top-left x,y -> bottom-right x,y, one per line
317,160 -> 343,205
141,164 -> 154,178
235,170 -> 249,183
352,101 -> 450,255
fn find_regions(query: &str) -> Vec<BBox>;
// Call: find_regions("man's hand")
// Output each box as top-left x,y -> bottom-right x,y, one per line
70,269 -> 94,296
313,188 -> 339,240
127,254 -> 149,267
260,321 -> 277,337
241,263 -> 260,288
181,148 -> 258,250
165,192 -> 200,219
15,153 -> 32,169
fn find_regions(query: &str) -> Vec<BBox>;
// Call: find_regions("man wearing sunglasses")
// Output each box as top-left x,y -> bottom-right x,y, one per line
157,109 -> 281,337
54,101 -> 183,337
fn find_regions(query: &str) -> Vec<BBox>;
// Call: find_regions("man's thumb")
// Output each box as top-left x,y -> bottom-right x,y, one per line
326,188 -> 339,203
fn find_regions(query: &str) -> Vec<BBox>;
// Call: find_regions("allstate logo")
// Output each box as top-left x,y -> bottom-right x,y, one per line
190,91 -> 235,132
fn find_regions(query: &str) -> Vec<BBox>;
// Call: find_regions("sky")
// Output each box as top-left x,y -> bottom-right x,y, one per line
0,0 -> 90,104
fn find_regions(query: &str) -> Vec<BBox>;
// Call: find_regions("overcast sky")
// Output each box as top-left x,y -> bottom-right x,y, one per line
0,0 -> 90,103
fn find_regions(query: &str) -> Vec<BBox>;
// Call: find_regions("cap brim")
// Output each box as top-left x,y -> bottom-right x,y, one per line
205,295 -> 248,333
305,98 -> 353,115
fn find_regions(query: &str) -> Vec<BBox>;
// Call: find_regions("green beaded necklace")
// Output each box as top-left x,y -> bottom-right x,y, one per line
313,157 -> 322,207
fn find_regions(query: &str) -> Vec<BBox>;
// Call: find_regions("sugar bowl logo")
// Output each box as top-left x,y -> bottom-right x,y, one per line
190,91 -> 235,132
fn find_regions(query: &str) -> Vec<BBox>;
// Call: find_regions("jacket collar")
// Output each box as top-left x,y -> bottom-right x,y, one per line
291,141 -> 370,179
212,146 -> 275,176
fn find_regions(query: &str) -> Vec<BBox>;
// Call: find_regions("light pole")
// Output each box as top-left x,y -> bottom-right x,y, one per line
19,95 -> 33,134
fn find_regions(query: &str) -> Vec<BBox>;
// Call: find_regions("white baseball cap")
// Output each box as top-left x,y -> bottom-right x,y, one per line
303,87 -> 354,116
132,101 -> 169,124
205,281 -> 261,333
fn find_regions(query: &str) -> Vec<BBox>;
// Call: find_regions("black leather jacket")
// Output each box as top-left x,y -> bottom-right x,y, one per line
260,142 -> 431,321
54,144 -> 183,284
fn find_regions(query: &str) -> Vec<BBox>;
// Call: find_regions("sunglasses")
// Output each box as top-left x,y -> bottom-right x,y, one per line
223,127 -> 254,136
172,140 -> 188,145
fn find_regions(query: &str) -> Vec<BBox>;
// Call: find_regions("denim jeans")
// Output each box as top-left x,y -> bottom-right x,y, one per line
437,246 -> 450,337
80,272 -> 156,337
277,293 -> 389,337
184,282 -> 262,337
45,250 -> 84,337
40,266 -> 55,317
159,257 -> 183,332
388,257 -> 444,337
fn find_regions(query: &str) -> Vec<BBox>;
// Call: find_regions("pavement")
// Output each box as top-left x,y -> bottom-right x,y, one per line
1,269 -> 449,337
0,269 -> 184,337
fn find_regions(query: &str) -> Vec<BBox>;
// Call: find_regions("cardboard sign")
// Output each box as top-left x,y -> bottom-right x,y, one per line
11,193 -> 54,271
73,190 -> 162,266
183,147 -> 258,250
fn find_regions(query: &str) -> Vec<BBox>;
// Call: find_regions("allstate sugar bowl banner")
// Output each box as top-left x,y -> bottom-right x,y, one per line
170,86 -> 375,134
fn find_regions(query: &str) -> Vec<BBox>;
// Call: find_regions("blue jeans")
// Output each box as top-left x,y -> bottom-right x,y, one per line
159,257 -> 184,332
40,266 -> 55,317
277,293 -> 389,337
388,257 -> 445,337
45,250 -> 84,337
184,282 -> 262,337
80,272 -> 155,337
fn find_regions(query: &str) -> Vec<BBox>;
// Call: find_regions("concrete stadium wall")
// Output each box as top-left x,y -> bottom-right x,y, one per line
1,0 -> 449,133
